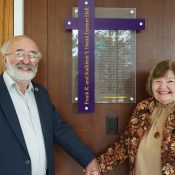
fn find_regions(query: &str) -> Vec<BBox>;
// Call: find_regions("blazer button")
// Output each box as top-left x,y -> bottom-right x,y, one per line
25,159 -> 31,165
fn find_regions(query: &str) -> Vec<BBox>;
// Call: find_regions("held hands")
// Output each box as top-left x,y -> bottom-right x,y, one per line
84,158 -> 101,175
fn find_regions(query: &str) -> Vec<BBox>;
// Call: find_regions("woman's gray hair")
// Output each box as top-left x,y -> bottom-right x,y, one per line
0,39 -> 12,55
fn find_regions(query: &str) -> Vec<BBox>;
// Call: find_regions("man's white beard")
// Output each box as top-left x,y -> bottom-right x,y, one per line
6,60 -> 38,83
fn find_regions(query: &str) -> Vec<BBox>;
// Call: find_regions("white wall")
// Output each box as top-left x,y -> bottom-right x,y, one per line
14,0 -> 24,36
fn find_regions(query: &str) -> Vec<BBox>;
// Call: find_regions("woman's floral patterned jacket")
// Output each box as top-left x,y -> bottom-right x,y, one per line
97,98 -> 175,175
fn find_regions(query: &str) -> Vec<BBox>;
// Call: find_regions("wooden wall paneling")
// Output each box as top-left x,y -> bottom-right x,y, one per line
47,1 -> 130,175
117,0 -> 175,102
0,0 -> 13,73
24,0 -> 175,175
24,0 -> 48,88
47,1 -> 85,174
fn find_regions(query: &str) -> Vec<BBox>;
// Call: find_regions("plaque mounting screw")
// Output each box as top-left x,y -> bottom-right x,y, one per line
130,97 -> 134,101
130,9 -> 135,14
67,21 -> 71,25
75,97 -> 78,101
85,106 -> 88,110
74,9 -> 78,14
139,22 -> 143,26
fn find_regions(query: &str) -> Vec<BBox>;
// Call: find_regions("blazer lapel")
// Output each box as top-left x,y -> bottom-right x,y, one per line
0,75 -> 29,155
33,84 -> 49,145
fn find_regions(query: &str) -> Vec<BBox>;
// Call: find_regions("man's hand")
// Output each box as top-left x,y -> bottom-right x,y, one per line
84,158 -> 101,175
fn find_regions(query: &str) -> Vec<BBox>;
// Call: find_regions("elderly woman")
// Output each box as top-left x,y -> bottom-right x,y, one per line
97,60 -> 175,175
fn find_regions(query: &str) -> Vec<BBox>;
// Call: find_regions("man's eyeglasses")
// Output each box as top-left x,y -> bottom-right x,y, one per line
5,49 -> 42,62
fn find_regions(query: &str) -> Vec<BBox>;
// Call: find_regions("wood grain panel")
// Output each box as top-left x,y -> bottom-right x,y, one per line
25,0 -> 175,175
0,0 -> 13,73
24,0 -> 48,88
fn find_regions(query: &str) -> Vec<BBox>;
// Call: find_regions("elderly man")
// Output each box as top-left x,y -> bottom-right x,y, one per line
0,35 -> 101,175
